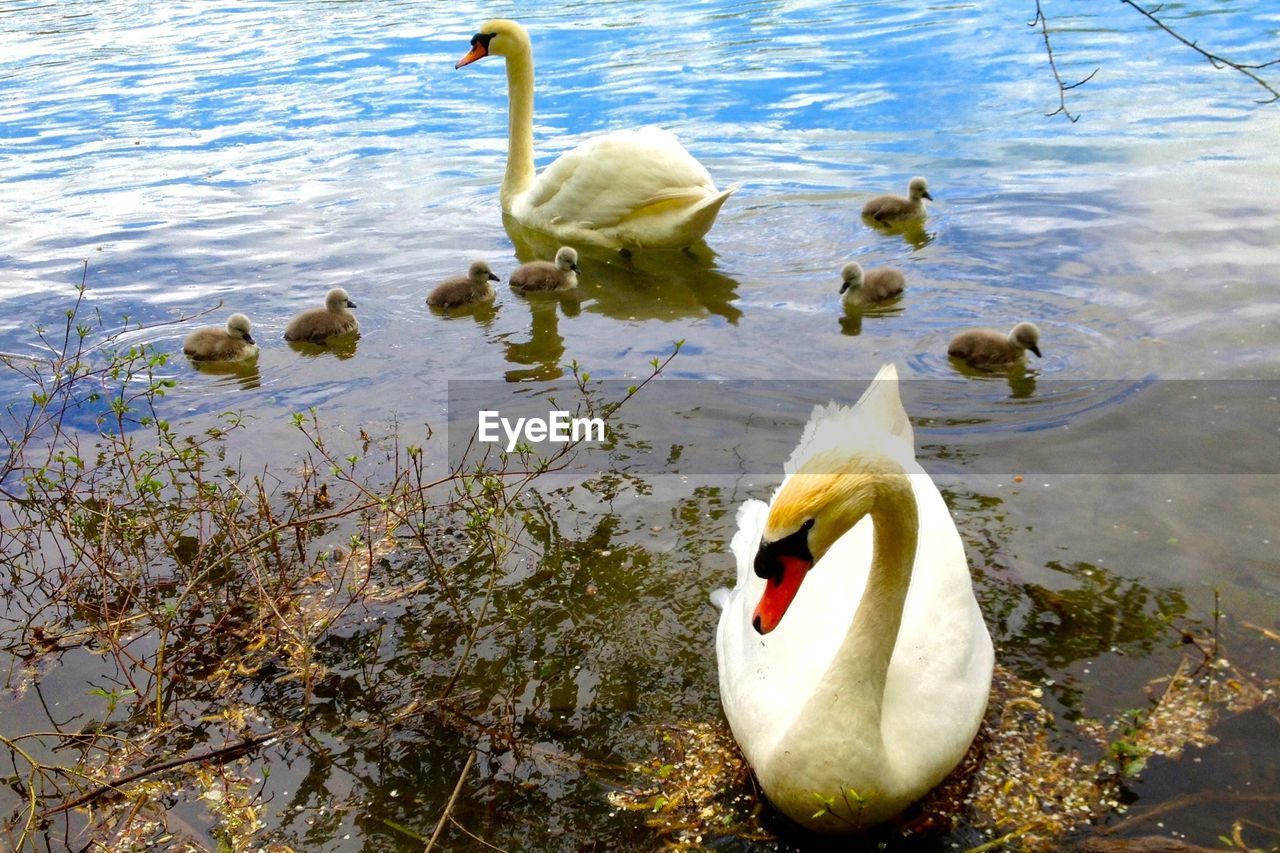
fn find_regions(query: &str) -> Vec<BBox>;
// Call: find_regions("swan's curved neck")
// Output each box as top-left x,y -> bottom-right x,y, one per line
803,473 -> 919,757
500,47 -> 536,208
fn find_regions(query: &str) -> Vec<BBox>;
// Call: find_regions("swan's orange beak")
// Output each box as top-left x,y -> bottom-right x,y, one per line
455,45 -> 486,68
752,555 -> 811,635
456,33 -> 492,69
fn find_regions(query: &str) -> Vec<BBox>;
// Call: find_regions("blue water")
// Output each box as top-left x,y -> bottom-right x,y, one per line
2,1 -> 1279,849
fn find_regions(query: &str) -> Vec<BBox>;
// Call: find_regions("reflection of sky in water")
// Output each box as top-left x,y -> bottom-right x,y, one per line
1,1 -> 1275,444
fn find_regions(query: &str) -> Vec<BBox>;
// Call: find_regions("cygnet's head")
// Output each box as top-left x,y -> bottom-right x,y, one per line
554,246 -> 580,273
469,260 -> 500,285
839,262 -> 864,294
908,176 -> 932,201
326,287 -> 356,311
226,313 -> 255,344
1009,322 -> 1042,357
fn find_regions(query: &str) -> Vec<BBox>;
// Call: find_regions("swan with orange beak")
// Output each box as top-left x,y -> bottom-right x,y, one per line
713,364 -> 993,832
454,19 -> 737,251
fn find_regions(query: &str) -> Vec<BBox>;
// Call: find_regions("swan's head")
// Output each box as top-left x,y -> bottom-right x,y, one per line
554,246 -> 580,273
326,287 -> 357,312
469,260 -> 500,285
1008,321 -> 1042,357
908,176 -> 932,201
752,452 -> 898,635
455,20 -> 530,68
839,262 -> 864,294
226,313 -> 255,344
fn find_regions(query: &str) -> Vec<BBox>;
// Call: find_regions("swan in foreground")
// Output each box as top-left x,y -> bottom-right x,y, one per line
713,363 -> 993,832
182,313 -> 259,362
284,288 -> 359,343
948,322 -> 1042,366
429,260 -> 500,309
840,262 -> 905,309
456,20 -> 736,251
862,177 -> 932,223
510,246 -> 579,293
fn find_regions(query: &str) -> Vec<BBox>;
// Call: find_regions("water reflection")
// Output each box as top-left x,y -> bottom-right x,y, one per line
837,300 -> 905,337
862,214 -> 934,250
948,484 -> 1190,715
187,357 -> 262,390
285,333 -> 360,360
498,296 -> 569,381
948,357 -> 1041,398
504,215 -> 744,325
428,299 -> 500,328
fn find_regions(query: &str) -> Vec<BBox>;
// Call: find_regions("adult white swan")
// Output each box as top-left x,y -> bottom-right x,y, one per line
455,20 -> 736,251
713,364 -> 993,832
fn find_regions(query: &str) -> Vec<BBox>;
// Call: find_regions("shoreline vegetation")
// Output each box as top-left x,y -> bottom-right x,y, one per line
2,285 -> 1276,851
0,279 -> 682,849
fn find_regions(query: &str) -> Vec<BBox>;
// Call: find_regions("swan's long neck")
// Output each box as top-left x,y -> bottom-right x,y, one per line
844,478 -> 918,718
795,472 -> 919,766
501,45 -> 536,209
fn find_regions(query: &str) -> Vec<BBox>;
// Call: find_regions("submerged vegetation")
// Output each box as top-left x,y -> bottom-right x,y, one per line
0,284 -> 689,849
612,645 -> 1280,851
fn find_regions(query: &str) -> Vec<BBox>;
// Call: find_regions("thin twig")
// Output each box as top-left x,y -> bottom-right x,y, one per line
425,750 -> 476,852
39,725 -> 296,817
1030,0 -> 1099,122
1101,790 -> 1280,835
1212,588 -> 1220,660
447,816 -> 509,852
1120,0 -> 1280,104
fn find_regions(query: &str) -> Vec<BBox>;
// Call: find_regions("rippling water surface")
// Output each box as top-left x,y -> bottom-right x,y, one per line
2,0 -> 1278,849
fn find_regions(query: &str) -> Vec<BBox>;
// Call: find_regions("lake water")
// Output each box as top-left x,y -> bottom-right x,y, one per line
2,0 -> 1278,849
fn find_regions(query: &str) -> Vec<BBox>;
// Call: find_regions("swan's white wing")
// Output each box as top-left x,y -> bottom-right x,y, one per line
520,127 -> 719,230
728,499 -> 769,591
881,467 -> 994,790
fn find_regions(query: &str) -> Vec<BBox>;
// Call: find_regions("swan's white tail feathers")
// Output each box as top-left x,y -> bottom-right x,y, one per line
784,363 -> 913,475
675,184 -> 736,242
856,363 -> 913,445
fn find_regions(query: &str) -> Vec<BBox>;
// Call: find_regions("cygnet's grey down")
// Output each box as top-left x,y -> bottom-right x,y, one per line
839,262 -> 905,309
182,313 -> 260,362
283,288 -> 359,342
428,260 -> 500,309
948,322 -> 1042,366
509,247 -> 579,293
862,176 -> 932,223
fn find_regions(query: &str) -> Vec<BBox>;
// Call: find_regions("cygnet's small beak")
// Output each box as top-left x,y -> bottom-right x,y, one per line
347,299 -> 358,309
923,190 -> 934,201
839,281 -> 851,294
243,333 -> 256,346
1029,344 -> 1042,358
488,272 -> 500,282
570,263 -> 581,274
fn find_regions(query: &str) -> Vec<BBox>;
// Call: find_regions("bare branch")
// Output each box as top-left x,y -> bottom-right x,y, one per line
1120,0 -> 1280,104
1030,0 -> 1099,122
39,725 -> 297,818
